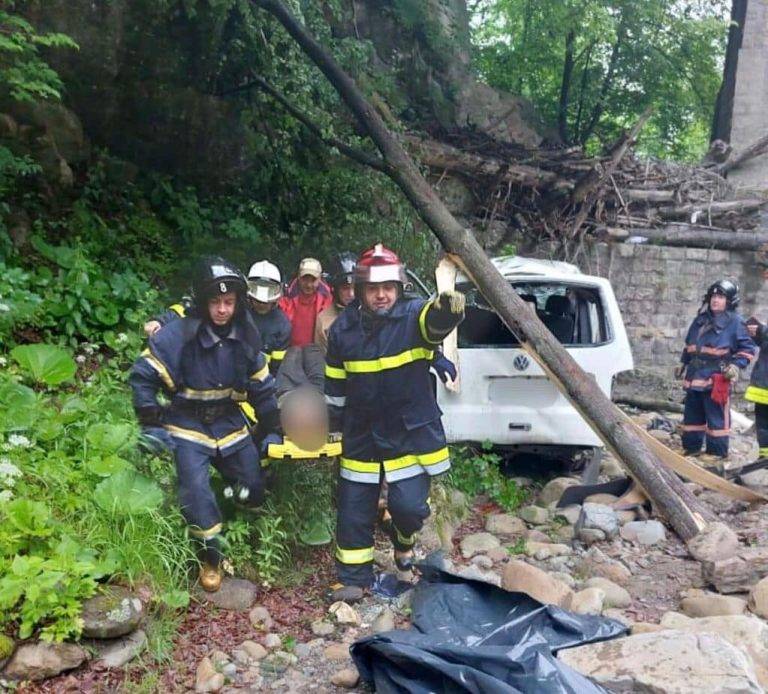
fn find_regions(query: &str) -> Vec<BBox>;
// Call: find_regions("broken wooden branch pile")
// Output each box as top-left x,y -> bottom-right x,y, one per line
406,126 -> 768,256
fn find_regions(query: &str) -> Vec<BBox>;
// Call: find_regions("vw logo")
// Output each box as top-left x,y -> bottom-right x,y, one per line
513,354 -> 530,371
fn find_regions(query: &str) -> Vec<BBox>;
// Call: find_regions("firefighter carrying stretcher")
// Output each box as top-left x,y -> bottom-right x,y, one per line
129,258 -> 280,592
677,279 -> 756,466
325,243 -> 465,602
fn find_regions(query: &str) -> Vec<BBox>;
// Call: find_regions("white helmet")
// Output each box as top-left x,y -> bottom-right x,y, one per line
247,260 -> 283,303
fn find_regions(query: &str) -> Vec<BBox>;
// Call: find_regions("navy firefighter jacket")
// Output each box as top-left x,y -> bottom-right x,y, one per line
153,299 -> 291,375
680,309 -> 756,391
130,313 -> 278,455
325,297 -> 451,484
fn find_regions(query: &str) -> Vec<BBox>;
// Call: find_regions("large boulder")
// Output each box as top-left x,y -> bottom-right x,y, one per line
538,477 -> 580,507
681,590 -> 746,618
3,642 -> 87,681
501,560 -> 573,607
559,630 -> 762,693
576,503 -> 618,538
687,522 -> 739,563
460,532 -> 500,558
576,547 -> 631,586
93,629 -> 147,669
657,613 -> 768,688
197,577 -> 257,612
81,585 -> 144,639
484,513 -> 526,538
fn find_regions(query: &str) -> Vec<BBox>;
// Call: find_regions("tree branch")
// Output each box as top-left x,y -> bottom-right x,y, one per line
227,75 -> 387,172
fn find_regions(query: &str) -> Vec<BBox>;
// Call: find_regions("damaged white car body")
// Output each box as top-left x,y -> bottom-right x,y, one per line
436,256 -> 633,462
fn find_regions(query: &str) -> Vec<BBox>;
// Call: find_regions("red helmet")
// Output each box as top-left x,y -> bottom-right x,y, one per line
355,243 -> 407,285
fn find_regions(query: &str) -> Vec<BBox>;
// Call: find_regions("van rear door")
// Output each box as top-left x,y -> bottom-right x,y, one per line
437,277 -> 633,446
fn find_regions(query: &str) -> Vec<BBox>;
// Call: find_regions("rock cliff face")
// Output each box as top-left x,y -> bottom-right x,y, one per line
10,0 -> 541,188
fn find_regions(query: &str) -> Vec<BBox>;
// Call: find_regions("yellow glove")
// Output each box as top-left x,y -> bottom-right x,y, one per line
723,363 -> 740,381
435,290 -> 465,315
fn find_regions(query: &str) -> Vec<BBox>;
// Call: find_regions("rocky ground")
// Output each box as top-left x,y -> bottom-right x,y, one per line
10,405 -> 768,692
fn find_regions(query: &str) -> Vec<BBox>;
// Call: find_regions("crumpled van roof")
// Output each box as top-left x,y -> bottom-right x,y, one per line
457,255 -> 583,283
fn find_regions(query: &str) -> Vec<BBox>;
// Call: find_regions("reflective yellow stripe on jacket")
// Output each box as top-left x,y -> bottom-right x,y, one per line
746,385 -> 768,405
165,424 -> 250,451
343,347 -> 434,374
141,348 -> 176,391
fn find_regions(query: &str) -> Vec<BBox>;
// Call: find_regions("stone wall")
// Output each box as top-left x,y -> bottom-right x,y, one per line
556,242 -> 768,407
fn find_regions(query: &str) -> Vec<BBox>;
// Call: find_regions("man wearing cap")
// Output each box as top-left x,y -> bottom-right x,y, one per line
324,243 -> 465,602
279,257 -> 332,348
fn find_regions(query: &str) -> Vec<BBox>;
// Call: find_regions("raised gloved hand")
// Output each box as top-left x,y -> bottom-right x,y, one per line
674,364 -> 686,380
432,353 -> 457,384
259,432 -> 283,459
723,363 -> 740,381
434,290 -> 466,315
135,405 -> 165,427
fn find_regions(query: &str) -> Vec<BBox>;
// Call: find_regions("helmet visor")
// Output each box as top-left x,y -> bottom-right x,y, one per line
248,279 -> 282,302
358,264 -> 406,284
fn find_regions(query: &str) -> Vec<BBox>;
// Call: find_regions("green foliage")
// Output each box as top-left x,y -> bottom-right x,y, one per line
10,343 -> 76,386
472,0 -> 729,160
507,537 -> 527,555
0,9 -> 77,103
447,441 -> 527,511
0,347 -> 191,642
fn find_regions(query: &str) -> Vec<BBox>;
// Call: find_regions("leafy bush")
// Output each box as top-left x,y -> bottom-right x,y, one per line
0,348 -> 190,642
447,442 -> 527,511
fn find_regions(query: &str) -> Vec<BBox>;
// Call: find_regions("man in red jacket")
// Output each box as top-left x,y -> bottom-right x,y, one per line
279,257 -> 332,347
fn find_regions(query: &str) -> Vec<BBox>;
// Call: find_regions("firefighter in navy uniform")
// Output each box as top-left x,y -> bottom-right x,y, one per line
745,315 -> 768,460
325,244 -> 465,602
130,258 -> 280,592
315,252 -> 357,354
678,279 -> 756,465
245,260 -> 292,374
144,259 -> 291,376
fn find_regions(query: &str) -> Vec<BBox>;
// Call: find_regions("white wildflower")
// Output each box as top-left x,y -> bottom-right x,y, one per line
223,486 -> 234,499
83,344 -> 95,355
0,356 -> 7,367
0,303 -> 10,312
0,489 -> 13,503
75,355 -> 87,364
238,487 -> 250,501
116,333 -> 129,344
7,434 -> 31,448
0,459 -> 21,487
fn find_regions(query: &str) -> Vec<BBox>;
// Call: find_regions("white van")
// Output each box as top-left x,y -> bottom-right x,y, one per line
436,256 -> 633,466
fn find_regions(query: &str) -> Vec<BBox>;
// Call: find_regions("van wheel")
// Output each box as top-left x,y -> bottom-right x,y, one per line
581,448 -> 602,485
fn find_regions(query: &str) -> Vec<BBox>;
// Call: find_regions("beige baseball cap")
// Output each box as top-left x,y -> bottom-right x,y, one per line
298,257 -> 322,278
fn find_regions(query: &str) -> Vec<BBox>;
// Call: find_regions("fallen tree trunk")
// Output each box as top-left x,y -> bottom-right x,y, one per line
614,394 -> 685,414
657,198 -> 766,221
254,0 -> 715,540
629,226 -> 768,251
403,135 -> 570,190
718,132 -> 768,175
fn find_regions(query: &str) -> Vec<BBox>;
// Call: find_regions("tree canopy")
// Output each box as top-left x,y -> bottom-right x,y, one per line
471,0 -> 730,160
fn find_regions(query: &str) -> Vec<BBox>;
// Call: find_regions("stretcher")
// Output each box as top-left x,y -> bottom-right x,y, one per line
265,436 -> 342,463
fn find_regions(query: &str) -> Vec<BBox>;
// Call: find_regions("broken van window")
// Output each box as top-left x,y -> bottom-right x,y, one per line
457,282 -> 608,347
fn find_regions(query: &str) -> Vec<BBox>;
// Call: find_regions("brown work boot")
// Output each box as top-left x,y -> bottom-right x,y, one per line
199,562 -> 223,592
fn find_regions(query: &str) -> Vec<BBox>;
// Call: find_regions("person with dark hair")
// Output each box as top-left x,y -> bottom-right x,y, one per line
677,279 -> 755,465
315,252 -> 357,354
325,243 -> 465,602
130,257 -> 280,592
745,316 -> 768,461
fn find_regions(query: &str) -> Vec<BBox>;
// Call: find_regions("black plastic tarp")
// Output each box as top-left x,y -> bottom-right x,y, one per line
352,566 -> 627,693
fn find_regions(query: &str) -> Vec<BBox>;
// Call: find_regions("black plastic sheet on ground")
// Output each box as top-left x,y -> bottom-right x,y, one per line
352,566 -> 627,693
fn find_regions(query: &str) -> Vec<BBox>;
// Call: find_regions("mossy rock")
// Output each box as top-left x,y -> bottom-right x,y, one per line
0,633 -> 15,665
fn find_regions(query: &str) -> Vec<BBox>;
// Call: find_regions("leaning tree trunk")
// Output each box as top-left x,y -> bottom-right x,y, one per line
253,0 -> 713,540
